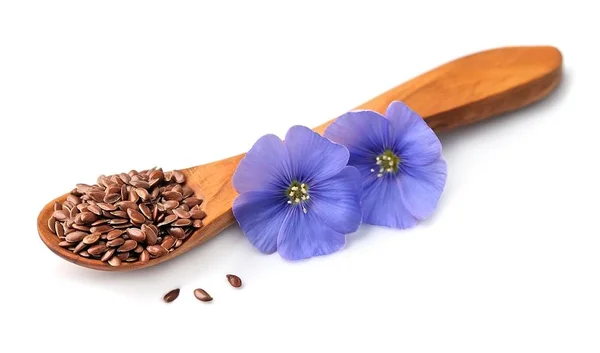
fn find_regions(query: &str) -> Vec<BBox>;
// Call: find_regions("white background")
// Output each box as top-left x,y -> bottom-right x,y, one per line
1,1 -> 598,352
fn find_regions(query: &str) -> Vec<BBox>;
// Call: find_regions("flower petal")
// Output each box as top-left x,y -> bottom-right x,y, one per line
361,174 -> 418,229
277,206 -> 345,260
324,110 -> 393,155
385,101 -> 442,166
284,125 -> 349,184
232,191 -> 289,254
310,166 -> 363,234
400,158 -> 447,220
233,134 -> 292,194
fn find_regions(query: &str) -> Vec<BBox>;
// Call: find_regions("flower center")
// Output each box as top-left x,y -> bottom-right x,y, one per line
372,150 -> 400,177
286,181 -> 309,213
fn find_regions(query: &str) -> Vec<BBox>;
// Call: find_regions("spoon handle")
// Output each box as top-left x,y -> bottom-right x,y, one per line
313,46 -> 562,135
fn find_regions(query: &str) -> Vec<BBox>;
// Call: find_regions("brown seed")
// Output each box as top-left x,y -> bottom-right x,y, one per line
172,219 -> 192,227
130,180 -> 150,189
149,168 -> 164,181
55,222 -> 65,238
74,213 -> 85,225
62,201 -> 74,211
109,218 -> 128,225
126,228 -> 146,242
183,197 -> 203,208
91,218 -> 110,226
168,227 -> 186,239
111,210 -> 128,218
88,244 -> 108,256
118,239 -> 137,252
90,225 -> 112,234
107,229 -> 123,240
193,288 -> 213,302
76,183 -> 91,194
173,170 -> 185,183
163,191 -> 183,202
65,231 -> 87,242
173,208 -> 190,219
152,204 -> 159,221
117,252 -> 130,261
162,200 -> 179,210
119,173 -> 131,184
139,250 -> 150,263
73,241 -> 87,253
125,256 -> 138,262
133,245 -> 144,253
88,204 -> 102,216
104,193 -> 121,204
193,220 -> 203,228
163,289 -> 180,303
53,202 -> 63,211
107,237 -> 125,247
80,212 -> 98,224
101,248 -> 116,261
69,206 -> 79,218
174,239 -> 183,248
47,216 -> 57,234
52,210 -> 69,221
108,256 -> 121,267
189,209 -> 207,220
182,186 -> 194,198
179,204 -> 190,212
58,241 -> 72,247
142,224 -> 158,245
157,214 -> 177,227
226,274 -> 243,288
138,204 -> 152,219
161,236 -> 175,249
89,191 -> 106,203
120,184 -> 128,201
117,201 -> 137,211
135,188 -> 151,201
128,189 -> 139,203
127,208 -> 145,225
72,224 -> 91,232
98,203 -> 117,211
83,232 -> 101,245
79,251 -> 91,258
106,185 -> 121,195
146,245 -> 168,257
67,194 -> 81,205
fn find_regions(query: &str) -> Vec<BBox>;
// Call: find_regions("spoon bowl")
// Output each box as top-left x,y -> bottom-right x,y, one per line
37,45 -> 563,271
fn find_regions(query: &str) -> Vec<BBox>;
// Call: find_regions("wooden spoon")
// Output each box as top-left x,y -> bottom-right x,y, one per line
37,45 -> 562,271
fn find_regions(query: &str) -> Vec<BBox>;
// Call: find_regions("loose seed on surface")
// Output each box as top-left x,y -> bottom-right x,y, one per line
193,288 -> 213,302
163,289 -> 180,303
226,274 -> 243,288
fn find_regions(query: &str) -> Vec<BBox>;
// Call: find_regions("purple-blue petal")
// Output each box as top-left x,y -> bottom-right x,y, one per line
324,110 -> 393,156
284,125 -> 349,183
277,206 -> 346,260
385,101 -> 442,166
361,174 -> 418,229
232,191 -> 289,254
232,134 -> 292,194
400,158 -> 447,220
310,166 -> 363,234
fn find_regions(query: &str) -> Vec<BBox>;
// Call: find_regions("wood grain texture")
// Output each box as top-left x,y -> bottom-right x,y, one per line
37,46 -> 562,271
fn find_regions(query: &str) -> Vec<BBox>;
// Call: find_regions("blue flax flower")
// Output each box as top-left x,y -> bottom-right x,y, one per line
232,125 -> 362,260
324,101 -> 447,229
